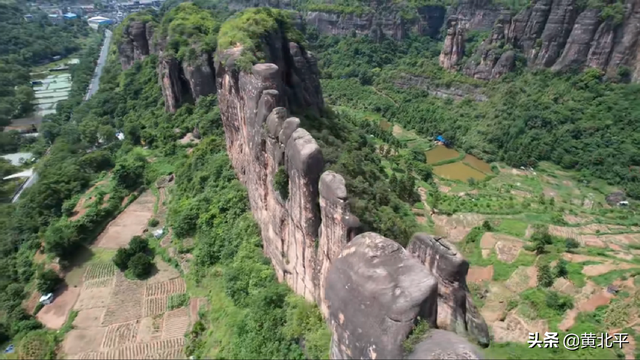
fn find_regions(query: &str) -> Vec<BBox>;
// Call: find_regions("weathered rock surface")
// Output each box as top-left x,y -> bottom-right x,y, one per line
440,16 -> 466,70
213,16 -> 487,359
325,232 -> 439,359
117,20 -> 216,113
552,8 -> 600,71
118,20 -> 153,70
463,15 -> 515,80
445,0 -> 640,81
406,329 -> 485,359
407,234 -> 490,346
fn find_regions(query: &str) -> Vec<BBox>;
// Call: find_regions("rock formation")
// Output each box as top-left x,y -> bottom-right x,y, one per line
464,14 -> 516,79
213,9 -> 488,358
440,16 -> 466,70
441,0 -> 640,81
116,14 -> 216,113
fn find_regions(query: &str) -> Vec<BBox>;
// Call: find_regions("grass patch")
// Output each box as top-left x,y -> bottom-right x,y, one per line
492,251 -> 537,281
590,268 -> 640,286
494,219 -> 529,238
566,262 -> 586,288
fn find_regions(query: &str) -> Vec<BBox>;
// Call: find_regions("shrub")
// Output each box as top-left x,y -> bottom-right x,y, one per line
36,269 -> 63,294
554,259 -> 569,278
565,237 -> 580,250
537,263 -> 554,288
148,218 -> 159,227
129,236 -> 149,254
113,247 -> 133,271
127,253 -> 153,279
274,166 -> 289,200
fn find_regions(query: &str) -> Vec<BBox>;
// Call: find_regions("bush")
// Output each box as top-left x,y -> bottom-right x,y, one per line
127,253 -> 153,279
113,247 -> 133,271
36,269 -> 63,294
148,218 -> 159,227
537,263 -> 554,288
565,237 -> 580,250
554,259 -> 569,278
128,236 -> 149,254
274,166 -> 289,200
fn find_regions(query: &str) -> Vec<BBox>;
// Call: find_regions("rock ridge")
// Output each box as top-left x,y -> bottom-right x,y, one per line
213,11 -> 488,358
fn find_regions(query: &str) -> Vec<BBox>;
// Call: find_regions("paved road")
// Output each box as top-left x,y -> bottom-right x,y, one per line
13,30 -> 112,203
85,29 -> 112,100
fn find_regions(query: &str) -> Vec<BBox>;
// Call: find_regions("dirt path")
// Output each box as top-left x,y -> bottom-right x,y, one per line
372,86 -> 398,106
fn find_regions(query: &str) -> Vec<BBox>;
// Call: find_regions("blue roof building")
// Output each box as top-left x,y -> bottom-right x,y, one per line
63,13 -> 78,20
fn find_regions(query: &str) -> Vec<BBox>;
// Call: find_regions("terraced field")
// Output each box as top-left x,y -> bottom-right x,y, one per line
56,191 -> 195,360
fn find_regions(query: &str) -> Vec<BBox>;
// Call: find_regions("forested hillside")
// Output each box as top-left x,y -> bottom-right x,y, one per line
311,34 -> 640,199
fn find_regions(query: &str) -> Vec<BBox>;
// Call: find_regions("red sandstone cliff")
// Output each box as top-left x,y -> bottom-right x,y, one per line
213,9 -> 489,358
443,0 -> 640,81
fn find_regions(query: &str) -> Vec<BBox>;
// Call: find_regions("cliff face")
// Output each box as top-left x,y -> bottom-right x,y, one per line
439,16 -> 466,70
226,0 -> 494,40
116,18 -> 217,113
443,0 -> 640,80
214,10 -> 489,358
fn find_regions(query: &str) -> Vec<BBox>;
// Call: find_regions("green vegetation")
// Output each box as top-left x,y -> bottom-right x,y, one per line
274,166 -> 289,200
167,293 -> 190,310
312,34 -> 640,199
159,3 -> 220,61
0,1 -> 89,127
403,318 -> 430,354
217,8 -> 304,71
36,269 -> 63,294
113,236 -> 155,279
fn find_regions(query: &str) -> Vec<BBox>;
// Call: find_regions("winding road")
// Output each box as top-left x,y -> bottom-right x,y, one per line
12,29 -> 112,203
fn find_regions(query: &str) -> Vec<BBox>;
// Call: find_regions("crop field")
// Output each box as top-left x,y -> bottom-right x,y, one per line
65,272 -> 191,360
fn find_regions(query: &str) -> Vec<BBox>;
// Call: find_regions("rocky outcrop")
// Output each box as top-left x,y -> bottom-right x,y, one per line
606,0 -> 640,80
446,0 -> 640,81
118,20 -> 153,70
158,55 -> 185,113
214,11 -> 488,358
182,52 -> 217,101
463,15 -> 516,80
325,233 -> 485,359
586,20 -> 616,70
532,0 -> 579,67
117,18 -> 217,113
325,232 -> 439,359
552,8 -> 600,71
406,234 -> 489,347
440,16 -> 466,70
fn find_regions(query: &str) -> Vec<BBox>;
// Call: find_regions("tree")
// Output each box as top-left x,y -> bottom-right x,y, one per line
482,220 -> 492,231
533,238 -> 546,255
128,236 -> 149,254
113,155 -> 146,190
127,253 -> 153,279
113,248 -> 133,271
36,269 -> 63,294
565,237 -> 580,251
554,259 -> 568,278
537,264 -> 554,288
